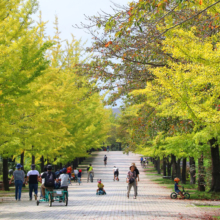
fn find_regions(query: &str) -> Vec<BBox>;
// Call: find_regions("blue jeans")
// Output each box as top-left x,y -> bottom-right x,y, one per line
78,177 -> 81,184
29,184 -> 38,199
15,180 -> 23,200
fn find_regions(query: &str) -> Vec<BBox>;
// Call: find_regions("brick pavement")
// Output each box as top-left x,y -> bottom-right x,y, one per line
0,151 -> 219,220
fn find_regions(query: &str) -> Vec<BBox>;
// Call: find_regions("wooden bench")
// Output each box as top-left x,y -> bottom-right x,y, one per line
162,176 -> 172,179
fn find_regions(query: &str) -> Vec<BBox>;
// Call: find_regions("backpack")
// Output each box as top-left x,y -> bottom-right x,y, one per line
45,172 -> 55,187
104,156 -> 107,161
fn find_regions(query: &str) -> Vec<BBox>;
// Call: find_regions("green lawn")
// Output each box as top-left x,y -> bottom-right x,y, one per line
145,164 -> 220,200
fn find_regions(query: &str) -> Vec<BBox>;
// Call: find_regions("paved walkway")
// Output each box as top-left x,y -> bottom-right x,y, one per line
0,151 -> 220,220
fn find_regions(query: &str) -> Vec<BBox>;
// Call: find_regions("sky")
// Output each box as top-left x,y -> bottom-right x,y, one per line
33,0 -> 132,46
33,0 -> 134,108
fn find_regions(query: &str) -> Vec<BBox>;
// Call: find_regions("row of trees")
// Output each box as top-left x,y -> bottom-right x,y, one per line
77,0 -> 220,192
0,0 -> 111,190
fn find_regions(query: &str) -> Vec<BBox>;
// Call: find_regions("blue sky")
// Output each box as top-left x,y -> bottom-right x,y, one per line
34,0 -> 133,45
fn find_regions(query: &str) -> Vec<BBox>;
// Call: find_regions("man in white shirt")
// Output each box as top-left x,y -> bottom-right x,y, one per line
26,164 -> 40,200
59,168 -> 69,190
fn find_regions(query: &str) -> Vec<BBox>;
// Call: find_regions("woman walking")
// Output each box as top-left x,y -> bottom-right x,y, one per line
126,164 -> 137,199
9,164 -> 25,201
78,169 -> 82,185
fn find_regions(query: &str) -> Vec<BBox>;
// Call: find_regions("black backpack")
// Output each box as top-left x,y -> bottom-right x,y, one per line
45,172 -> 55,187
104,156 -> 107,161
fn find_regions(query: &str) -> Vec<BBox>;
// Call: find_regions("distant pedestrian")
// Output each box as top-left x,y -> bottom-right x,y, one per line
140,157 -> 143,166
74,167 -> 79,182
67,166 -> 72,179
87,164 -> 94,182
9,164 -> 25,201
104,155 -> 107,166
113,166 -> 119,181
78,169 -> 82,185
26,164 -> 40,201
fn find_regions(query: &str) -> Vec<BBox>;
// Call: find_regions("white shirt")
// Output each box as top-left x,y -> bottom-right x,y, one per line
60,174 -> 69,187
74,169 -> 79,175
27,170 -> 39,176
41,172 -> 45,185
113,167 -> 118,172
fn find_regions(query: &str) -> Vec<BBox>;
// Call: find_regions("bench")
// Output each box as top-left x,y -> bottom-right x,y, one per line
162,176 -> 172,179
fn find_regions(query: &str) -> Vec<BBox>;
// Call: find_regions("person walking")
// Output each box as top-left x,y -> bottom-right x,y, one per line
104,155 -> 107,166
87,164 -> 94,182
67,166 -> 72,184
26,164 -> 40,201
140,157 -> 143,167
9,164 -> 25,201
78,169 -> 82,185
132,162 -> 140,195
74,167 -> 79,182
113,166 -> 119,181
126,164 -> 137,199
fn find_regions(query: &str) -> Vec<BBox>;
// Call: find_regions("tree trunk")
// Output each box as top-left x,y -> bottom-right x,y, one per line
209,138 -> 220,192
167,157 -> 171,176
163,157 -> 167,176
176,159 -> 181,179
154,158 -> 157,169
20,152 -> 24,168
198,154 -> 205,191
60,163 -> 62,169
182,158 -> 186,184
20,152 -> 26,187
171,154 -> 177,179
189,157 -> 196,184
157,158 -> 161,174
119,142 -> 122,151
31,145 -> 35,164
3,158 -> 9,191
32,155 -> 35,164
40,156 -> 44,172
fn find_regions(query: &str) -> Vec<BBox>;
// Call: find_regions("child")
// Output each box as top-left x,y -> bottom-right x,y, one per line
174,177 -> 185,199
97,179 -> 106,194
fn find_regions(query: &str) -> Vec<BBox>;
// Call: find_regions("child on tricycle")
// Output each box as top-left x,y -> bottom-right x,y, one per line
96,179 -> 106,195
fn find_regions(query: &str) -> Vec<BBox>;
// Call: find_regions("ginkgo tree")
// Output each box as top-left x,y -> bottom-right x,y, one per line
76,0 -> 220,104
129,27 -> 220,192
0,4 -> 111,190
